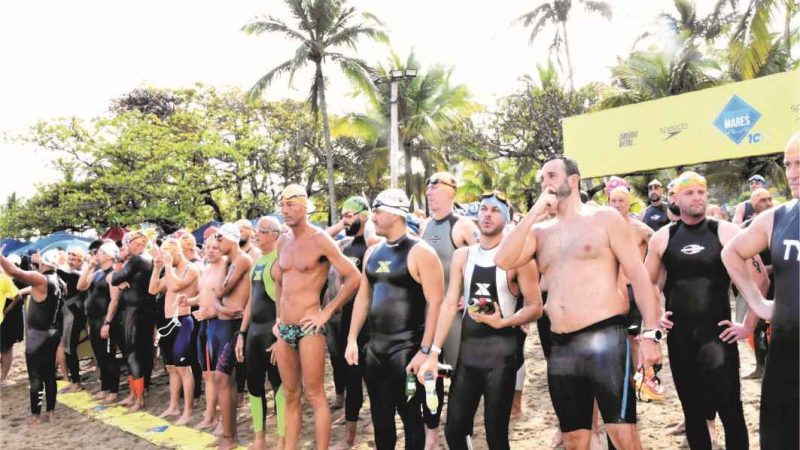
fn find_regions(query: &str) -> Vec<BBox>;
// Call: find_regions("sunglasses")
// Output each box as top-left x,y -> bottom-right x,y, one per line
480,190 -> 509,206
214,233 -> 224,241
426,177 -> 457,190
748,180 -> 764,185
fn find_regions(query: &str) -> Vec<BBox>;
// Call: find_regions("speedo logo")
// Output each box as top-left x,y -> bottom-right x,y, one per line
680,244 -> 705,255
660,123 -> 688,140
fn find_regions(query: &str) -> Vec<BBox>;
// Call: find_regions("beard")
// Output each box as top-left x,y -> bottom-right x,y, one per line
649,193 -> 661,202
345,218 -> 362,237
668,202 -> 681,215
555,181 -> 572,199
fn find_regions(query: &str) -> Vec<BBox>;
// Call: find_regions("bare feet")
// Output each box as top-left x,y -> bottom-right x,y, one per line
27,415 -> 43,426
549,427 -> 563,448
248,434 -> 267,450
424,427 -> 440,450
213,421 -> 223,436
218,434 -> 239,450
332,421 -> 357,449
60,383 -> 83,394
196,416 -> 216,430
45,411 -> 55,423
93,390 -> 109,400
128,401 -> 145,412
332,413 -> 348,426
174,414 -> 192,426
667,420 -> 685,436
159,407 -> 181,418
102,393 -> 118,404
117,393 -> 135,407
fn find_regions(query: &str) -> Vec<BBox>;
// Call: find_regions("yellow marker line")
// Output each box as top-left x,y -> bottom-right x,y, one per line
56,381 -> 245,449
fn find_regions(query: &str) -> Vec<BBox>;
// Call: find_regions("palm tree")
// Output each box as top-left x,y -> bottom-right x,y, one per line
728,0 -> 798,80
334,51 -> 481,201
515,0 -> 612,91
242,0 -> 387,222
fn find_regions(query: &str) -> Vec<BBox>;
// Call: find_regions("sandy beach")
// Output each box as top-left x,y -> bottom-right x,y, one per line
1,322 -> 762,449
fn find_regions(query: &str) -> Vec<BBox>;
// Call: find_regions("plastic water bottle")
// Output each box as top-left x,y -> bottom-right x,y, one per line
405,372 -> 417,402
424,371 -> 438,413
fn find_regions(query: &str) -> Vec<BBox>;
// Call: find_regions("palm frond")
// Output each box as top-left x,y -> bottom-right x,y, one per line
581,0 -> 613,20
241,16 -> 307,43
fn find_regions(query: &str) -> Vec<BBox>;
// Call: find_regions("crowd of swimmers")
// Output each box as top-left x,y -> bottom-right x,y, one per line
0,131 -> 797,450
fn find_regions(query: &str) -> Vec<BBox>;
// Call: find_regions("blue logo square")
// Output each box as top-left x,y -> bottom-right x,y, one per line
713,95 -> 761,144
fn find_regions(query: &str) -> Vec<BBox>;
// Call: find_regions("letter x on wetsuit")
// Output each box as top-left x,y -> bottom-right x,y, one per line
364,234 -> 427,450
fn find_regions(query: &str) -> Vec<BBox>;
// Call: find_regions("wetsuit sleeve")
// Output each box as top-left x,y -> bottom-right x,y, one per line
111,256 -> 141,286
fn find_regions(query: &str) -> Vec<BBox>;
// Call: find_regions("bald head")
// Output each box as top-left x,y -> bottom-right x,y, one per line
784,132 -> 800,199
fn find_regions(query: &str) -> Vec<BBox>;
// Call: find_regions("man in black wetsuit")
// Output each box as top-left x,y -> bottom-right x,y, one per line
645,171 -> 749,450
77,242 -> 120,402
419,191 -> 542,450
110,230 -> 155,411
57,246 -> 87,393
722,133 -> 800,450
638,179 -> 670,232
0,250 -> 66,425
733,174 -> 767,225
328,196 -> 378,449
345,188 -> 445,450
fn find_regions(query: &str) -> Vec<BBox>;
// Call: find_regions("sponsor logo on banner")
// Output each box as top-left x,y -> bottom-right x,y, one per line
619,130 -> 638,147
660,123 -> 688,140
713,95 -> 761,144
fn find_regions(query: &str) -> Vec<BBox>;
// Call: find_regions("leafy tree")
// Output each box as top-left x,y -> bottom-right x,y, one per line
242,0 -> 387,223
334,50 -> 481,203
515,0 -> 612,90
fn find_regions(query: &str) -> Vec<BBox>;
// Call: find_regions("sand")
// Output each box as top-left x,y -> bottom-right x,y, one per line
1,324 -> 763,449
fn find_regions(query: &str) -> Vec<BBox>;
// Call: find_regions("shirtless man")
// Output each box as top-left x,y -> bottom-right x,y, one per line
149,238 -> 200,425
211,223 -> 253,450
608,186 -> 654,373
496,156 -> 661,450
179,238 -> 227,430
273,184 -> 360,450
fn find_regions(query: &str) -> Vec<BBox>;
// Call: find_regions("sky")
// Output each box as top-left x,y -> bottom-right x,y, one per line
0,0 -> 694,202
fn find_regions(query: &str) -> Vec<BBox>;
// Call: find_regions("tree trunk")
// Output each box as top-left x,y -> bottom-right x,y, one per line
317,64 -> 337,225
785,1 -> 793,55
561,20 -> 576,91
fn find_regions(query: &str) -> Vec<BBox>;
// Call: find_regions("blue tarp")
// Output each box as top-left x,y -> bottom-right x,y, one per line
10,231 -> 94,255
191,221 -> 221,246
0,238 -> 29,256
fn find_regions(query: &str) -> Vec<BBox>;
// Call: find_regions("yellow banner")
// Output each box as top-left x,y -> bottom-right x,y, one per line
564,70 -> 800,179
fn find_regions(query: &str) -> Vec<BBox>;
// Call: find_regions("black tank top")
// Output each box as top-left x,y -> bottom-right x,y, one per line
85,267 -> 113,320
461,262 -> 520,368
58,268 -> 86,309
111,254 -> 155,308
662,219 -> 731,328
769,201 -> 799,353
365,234 -> 425,353
643,204 -> 670,231
28,271 -> 66,331
341,236 -> 368,320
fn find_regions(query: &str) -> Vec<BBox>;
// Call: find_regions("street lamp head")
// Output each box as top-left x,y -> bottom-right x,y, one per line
404,69 -> 417,79
390,69 -> 404,79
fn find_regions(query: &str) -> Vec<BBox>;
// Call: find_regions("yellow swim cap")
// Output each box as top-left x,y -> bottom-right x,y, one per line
280,184 -> 309,208
673,171 -> 707,195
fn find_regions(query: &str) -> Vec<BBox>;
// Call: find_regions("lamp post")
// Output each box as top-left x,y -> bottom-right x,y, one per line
371,68 -> 417,189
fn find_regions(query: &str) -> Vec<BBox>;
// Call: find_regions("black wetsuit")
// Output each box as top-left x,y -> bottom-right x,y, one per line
110,254 -> 155,382
760,201 -> 799,450
332,236 -> 368,422
537,291 -> 552,358
26,271 -> 65,415
642,203 -> 670,232
662,219 -> 748,450
85,266 -> 119,394
246,251 -> 282,434
445,245 -> 522,450
364,234 -> 427,450
58,268 -> 86,384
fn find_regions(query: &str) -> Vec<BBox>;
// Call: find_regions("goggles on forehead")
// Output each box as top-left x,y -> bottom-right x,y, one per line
480,190 -> 508,206
371,199 -> 409,212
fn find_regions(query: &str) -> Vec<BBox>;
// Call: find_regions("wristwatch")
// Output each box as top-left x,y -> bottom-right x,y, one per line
103,320 -> 112,326
420,345 -> 431,355
641,329 -> 663,342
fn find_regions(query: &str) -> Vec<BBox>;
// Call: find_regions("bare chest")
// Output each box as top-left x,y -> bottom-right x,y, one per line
279,238 -> 328,275
536,221 -> 609,274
